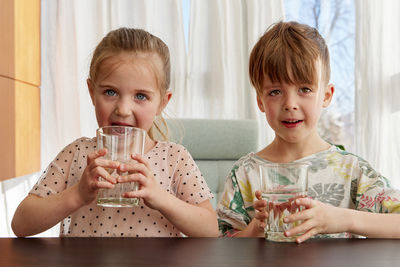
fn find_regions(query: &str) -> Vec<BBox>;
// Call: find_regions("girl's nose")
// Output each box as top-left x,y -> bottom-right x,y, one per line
115,99 -> 132,117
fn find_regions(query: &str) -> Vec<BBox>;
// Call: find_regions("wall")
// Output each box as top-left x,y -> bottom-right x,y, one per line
0,0 -> 40,181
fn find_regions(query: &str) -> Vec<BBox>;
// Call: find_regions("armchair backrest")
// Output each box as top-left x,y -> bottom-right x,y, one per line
165,119 -> 258,208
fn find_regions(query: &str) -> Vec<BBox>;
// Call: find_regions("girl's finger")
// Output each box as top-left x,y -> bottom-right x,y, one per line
119,161 -> 150,177
130,154 -> 151,170
87,148 -> 107,164
93,166 -> 117,184
94,180 -> 116,190
123,189 -> 146,199
117,173 -> 147,185
92,158 -> 120,171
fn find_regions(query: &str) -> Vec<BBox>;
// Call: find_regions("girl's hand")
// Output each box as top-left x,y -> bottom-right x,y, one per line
78,149 -> 118,205
117,154 -> 166,210
253,190 -> 268,233
283,198 -> 346,243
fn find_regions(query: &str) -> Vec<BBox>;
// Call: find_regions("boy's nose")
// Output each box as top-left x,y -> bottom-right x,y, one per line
282,95 -> 298,111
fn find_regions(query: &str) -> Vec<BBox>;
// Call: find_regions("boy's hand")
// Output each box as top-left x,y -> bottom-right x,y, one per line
254,190 -> 268,232
117,154 -> 166,210
283,198 -> 346,243
78,148 -> 118,205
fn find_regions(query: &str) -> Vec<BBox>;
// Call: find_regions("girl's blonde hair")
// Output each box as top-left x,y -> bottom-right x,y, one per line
89,27 -> 170,141
249,21 -> 330,94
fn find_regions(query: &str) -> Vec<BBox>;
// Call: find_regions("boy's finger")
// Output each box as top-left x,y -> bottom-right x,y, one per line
283,208 -> 314,223
253,199 -> 267,210
296,228 -> 319,244
255,190 -> 262,200
284,218 -> 315,238
295,197 -> 315,208
255,211 -> 268,220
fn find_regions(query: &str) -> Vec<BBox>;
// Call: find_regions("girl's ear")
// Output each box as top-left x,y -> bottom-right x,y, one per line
157,91 -> 172,115
87,79 -> 95,105
322,84 -> 335,108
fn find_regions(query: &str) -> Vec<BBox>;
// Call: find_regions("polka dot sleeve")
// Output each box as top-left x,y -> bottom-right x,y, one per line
170,144 -> 214,205
30,138 -> 89,197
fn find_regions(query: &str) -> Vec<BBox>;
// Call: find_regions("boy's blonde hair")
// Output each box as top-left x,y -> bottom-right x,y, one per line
249,21 -> 330,94
89,27 -> 170,141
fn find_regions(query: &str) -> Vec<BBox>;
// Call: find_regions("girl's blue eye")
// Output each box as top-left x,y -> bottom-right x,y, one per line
104,89 -> 117,96
136,93 -> 147,101
268,89 -> 281,96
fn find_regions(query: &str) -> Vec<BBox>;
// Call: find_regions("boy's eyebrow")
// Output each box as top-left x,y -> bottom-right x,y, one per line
262,83 -> 282,89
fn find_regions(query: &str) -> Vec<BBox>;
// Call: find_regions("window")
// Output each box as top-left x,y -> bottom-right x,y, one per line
285,0 -> 355,151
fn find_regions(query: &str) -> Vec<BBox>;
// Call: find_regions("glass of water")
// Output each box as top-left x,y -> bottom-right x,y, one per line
259,162 -> 309,242
96,126 -> 146,207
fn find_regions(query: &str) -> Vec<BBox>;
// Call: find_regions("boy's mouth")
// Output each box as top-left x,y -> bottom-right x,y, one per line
281,120 -> 303,128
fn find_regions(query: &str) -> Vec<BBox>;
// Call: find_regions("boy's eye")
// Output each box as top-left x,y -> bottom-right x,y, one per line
135,93 -> 147,101
104,89 -> 117,96
268,89 -> 281,96
299,87 -> 312,93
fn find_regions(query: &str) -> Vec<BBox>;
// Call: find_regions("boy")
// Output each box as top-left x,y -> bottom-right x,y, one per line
216,21 -> 400,242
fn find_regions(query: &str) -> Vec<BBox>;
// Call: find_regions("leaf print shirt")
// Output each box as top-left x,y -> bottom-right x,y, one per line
216,145 -> 400,237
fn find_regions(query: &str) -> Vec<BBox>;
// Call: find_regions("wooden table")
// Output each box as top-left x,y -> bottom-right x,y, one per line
1,237 -> 399,266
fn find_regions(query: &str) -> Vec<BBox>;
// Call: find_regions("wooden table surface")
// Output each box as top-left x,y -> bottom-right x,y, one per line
1,237 -> 400,267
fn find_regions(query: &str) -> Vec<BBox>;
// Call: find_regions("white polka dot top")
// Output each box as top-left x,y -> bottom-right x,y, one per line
30,137 -> 214,237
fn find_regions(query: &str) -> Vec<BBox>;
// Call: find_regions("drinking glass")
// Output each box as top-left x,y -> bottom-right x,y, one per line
96,126 -> 146,207
259,162 -> 309,242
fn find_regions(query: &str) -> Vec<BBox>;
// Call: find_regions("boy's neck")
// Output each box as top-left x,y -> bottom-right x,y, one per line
256,135 -> 331,163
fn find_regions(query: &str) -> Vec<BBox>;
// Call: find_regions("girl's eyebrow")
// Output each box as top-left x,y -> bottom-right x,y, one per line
97,84 -> 157,95
97,83 -> 116,88
136,88 -> 156,95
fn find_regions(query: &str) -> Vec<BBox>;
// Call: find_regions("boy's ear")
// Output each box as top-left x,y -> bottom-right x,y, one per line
157,91 -> 173,115
256,93 -> 266,113
87,79 -> 95,105
322,84 -> 335,108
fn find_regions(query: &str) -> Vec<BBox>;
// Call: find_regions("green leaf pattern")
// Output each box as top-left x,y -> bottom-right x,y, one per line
308,183 -> 345,206
217,147 -> 400,238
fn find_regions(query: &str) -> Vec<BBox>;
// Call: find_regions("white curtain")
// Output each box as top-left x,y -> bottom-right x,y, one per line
355,0 -> 400,188
187,0 -> 284,147
41,0 -> 186,168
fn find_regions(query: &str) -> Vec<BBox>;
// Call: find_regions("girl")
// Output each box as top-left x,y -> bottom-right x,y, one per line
12,28 -> 218,237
